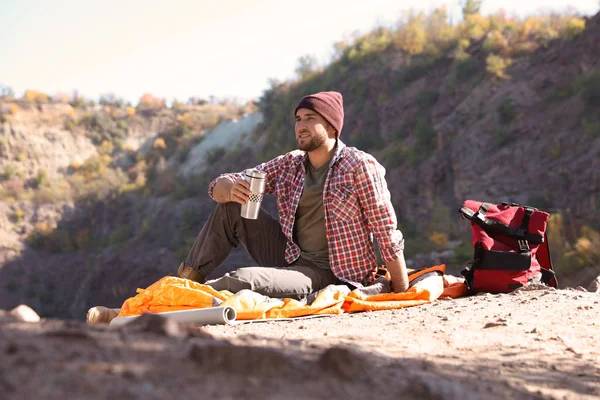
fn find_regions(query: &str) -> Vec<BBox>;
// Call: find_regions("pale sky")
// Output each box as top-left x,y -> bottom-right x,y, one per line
1,0 -> 598,105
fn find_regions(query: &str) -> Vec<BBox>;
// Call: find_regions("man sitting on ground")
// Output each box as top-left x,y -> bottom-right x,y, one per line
88,91 -> 408,324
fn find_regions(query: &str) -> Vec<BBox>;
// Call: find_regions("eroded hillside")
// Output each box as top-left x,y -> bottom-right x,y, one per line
0,10 -> 599,319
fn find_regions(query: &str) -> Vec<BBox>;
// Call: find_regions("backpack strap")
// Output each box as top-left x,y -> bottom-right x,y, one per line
537,232 -> 558,288
459,203 -> 544,244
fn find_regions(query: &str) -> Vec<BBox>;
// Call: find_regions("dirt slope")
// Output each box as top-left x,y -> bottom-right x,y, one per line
1,286 -> 598,400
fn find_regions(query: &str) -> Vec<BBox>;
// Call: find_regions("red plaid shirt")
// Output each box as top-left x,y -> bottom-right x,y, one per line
208,141 -> 404,285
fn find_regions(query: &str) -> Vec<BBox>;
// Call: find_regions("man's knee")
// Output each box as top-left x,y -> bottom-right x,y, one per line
230,267 -> 262,286
215,201 -> 241,215
205,267 -> 260,293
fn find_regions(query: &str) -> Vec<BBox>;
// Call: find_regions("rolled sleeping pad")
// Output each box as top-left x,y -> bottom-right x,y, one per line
109,306 -> 237,327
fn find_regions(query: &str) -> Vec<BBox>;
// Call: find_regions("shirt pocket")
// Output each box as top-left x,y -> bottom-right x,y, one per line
328,183 -> 361,220
275,182 -> 291,218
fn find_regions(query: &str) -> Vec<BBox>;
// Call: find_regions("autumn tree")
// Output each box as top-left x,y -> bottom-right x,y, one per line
187,97 -> 208,106
563,17 -> 586,39
424,7 -> 455,51
53,92 -> 71,104
70,91 -> 86,108
0,84 -> 14,99
462,0 -> 483,17
99,93 -> 124,108
395,12 -> 427,55
295,54 -> 319,80
137,93 -> 166,110
24,90 -> 49,104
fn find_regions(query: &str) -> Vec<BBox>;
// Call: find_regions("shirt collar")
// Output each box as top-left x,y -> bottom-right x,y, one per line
294,140 -> 347,167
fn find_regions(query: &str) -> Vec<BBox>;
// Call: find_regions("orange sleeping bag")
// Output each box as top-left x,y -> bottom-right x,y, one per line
119,264 -> 468,320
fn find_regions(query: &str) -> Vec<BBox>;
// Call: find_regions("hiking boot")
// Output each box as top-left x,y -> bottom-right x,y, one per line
176,262 -> 205,283
86,306 -> 120,325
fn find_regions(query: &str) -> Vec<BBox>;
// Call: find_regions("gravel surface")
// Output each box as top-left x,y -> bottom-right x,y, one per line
1,286 -> 599,399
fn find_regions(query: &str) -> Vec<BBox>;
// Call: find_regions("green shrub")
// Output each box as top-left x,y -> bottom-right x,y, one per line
51,229 -> 75,252
527,196 -> 553,210
175,237 -> 197,261
497,99 -> 517,124
38,291 -> 54,304
562,17 -> 586,39
449,241 -> 473,266
35,169 -> 48,187
352,132 -> 384,152
454,58 -> 479,82
29,272 -> 39,285
6,280 -> 18,292
581,116 -> 600,137
11,209 -> 24,223
380,144 -> 405,168
78,112 -> 126,144
415,89 -> 439,109
29,227 -> 76,253
118,182 -> 141,195
70,97 -> 86,109
486,54 -> 512,79
172,174 -> 211,200
483,30 -> 508,53
393,59 -> 437,91
108,224 -> 133,248
552,143 -> 561,160
114,139 -> 126,151
180,206 -> 204,232
205,147 -> 226,165
64,119 -> 76,131
544,85 -> 575,103
415,119 -> 437,156
116,119 -> 128,130
575,71 -> 600,108
495,126 -> 513,146
404,234 -> 436,257
140,218 -> 154,235
1,165 -> 18,180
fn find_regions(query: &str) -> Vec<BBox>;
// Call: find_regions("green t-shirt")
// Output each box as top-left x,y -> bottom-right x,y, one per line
294,161 -> 330,269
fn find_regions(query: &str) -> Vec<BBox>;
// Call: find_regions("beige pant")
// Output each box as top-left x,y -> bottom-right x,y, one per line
184,202 -> 338,300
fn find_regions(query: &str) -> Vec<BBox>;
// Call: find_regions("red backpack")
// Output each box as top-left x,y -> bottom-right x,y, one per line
459,200 -> 557,293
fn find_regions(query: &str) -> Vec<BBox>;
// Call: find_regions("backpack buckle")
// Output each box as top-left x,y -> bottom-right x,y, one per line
473,210 -> 485,223
517,240 -> 530,252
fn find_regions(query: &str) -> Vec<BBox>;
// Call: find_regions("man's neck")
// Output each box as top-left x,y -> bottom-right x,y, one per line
307,139 -> 337,169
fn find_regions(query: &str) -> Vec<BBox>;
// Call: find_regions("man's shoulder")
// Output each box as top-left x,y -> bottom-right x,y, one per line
339,146 -> 379,167
263,150 -> 305,169
285,149 -> 306,159
278,149 -> 306,163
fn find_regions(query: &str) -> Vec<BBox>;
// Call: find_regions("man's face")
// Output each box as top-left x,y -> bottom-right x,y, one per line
294,108 -> 333,152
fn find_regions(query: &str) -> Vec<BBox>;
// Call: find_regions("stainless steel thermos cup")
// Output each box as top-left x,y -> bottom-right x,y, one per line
240,168 -> 267,219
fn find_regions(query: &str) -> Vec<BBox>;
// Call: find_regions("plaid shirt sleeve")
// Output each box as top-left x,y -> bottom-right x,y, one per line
208,154 -> 288,199
354,154 -> 404,262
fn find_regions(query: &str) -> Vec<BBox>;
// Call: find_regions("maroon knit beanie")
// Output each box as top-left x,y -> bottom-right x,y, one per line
294,91 -> 344,137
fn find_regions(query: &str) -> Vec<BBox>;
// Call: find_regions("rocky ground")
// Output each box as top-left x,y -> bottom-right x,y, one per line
1,284 -> 599,400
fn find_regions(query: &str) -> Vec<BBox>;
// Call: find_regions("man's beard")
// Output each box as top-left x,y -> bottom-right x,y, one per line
297,132 -> 326,152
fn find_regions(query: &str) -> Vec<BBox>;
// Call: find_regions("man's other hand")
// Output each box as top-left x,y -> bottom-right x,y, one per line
386,254 -> 409,293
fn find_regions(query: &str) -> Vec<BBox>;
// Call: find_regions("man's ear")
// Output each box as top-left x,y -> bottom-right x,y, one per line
327,125 -> 337,138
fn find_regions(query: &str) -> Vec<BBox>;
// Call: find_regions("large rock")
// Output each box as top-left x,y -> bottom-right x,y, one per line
588,275 -> 600,293
10,304 -> 40,322
1,116 -> 97,180
179,112 -> 263,177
